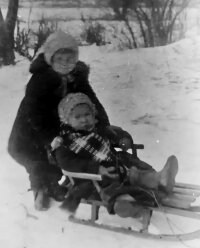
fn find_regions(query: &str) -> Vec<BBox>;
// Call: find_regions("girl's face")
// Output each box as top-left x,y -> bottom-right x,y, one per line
68,104 -> 96,131
51,49 -> 78,75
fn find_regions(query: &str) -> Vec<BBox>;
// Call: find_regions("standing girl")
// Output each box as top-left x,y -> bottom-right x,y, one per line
8,31 -> 111,210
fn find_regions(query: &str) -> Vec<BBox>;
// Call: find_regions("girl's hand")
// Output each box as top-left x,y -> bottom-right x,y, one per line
51,136 -> 63,150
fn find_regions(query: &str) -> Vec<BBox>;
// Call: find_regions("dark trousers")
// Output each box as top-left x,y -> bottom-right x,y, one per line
10,151 -> 62,191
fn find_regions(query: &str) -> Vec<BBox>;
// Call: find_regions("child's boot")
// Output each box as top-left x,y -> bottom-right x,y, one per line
48,182 -> 68,202
158,155 -> 178,193
114,198 -> 146,218
60,194 -> 81,213
129,155 -> 178,194
34,187 -> 50,211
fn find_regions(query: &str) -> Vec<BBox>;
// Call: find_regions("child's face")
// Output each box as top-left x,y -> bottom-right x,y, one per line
68,104 -> 96,131
51,49 -> 78,75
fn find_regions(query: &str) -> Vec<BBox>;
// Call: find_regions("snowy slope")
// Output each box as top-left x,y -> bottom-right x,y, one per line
1,36 -> 200,248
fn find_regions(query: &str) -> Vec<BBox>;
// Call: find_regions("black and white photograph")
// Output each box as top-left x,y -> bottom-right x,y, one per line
0,0 -> 200,247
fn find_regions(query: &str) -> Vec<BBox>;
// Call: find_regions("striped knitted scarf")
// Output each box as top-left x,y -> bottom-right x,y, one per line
61,128 -> 115,163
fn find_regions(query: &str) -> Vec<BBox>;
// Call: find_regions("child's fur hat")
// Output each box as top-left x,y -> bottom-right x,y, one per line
42,30 -> 78,65
58,93 -> 97,124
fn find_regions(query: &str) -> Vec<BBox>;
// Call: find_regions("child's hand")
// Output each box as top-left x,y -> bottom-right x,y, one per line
119,137 -> 132,151
51,136 -> 63,150
98,166 -> 119,179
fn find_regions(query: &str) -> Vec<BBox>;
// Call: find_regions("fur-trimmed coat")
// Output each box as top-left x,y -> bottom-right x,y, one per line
8,54 -> 110,170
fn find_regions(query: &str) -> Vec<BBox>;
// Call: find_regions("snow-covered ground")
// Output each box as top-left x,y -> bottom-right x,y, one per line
1,35 -> 200,247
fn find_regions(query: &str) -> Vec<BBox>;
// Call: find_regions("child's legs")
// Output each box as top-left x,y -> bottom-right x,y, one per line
129,158 -> 154,171
129,167 -> 160,189
129,155 -> 178,193
10,150 -> 63,192
118,151 -> 154,171
60,182 -> 94,213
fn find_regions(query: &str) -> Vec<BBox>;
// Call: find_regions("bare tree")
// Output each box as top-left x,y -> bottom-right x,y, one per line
109,0 -> 138,48
134,0 -> 191,46
0,0 -> 19,65
109,0 -> 190,47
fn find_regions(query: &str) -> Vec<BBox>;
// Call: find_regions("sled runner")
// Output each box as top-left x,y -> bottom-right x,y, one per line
61,144 -> 200,241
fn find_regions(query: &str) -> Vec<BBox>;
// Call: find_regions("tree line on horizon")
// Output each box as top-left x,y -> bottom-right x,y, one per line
0,0 -> 192,66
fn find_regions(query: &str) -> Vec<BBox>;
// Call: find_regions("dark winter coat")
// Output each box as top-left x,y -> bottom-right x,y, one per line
55,125 -> 123,212
55,125 -> 150,179
7,54 -> 110,174
55,124 -> 136,175
55,125 -> 114,175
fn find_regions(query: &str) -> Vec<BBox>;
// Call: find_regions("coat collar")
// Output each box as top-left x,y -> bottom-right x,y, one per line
29,53 -> 90,82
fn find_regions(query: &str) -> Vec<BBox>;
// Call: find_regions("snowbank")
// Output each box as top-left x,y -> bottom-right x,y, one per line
1,36 -> 200,248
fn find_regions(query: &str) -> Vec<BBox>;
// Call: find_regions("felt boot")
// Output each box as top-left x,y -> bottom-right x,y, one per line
60,194 -> 81,213
129,155 -> 178,193
34,187 -> 50,211
158,155 -> 178,193
48,182 -> 68,202
114,198 -> 146,218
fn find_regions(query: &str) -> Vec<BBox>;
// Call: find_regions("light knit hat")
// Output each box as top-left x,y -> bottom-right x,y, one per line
43,30 -> 78,65
58,93 -> 97,124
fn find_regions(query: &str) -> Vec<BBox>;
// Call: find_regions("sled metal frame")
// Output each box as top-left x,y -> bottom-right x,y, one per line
61,143 -> 200,241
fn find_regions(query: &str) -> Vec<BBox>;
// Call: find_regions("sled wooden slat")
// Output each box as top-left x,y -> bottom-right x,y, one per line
190,206 -> 200,212
175,182 -> 200,191
171,193 -> 196,202
150,206 -> 200,220
173,187 -> 200,197
62,170 -> 102,181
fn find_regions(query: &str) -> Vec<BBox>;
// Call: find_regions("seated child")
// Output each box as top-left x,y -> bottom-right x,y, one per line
53,93 -> 179,217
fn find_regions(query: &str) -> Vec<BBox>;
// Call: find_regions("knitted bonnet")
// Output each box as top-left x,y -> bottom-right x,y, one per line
42,30 -> 79,65
58,93 -> 97,124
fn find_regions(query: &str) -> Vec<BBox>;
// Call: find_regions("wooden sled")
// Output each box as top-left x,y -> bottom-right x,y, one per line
60,141 -> 200,241
62,170 -> 200,241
